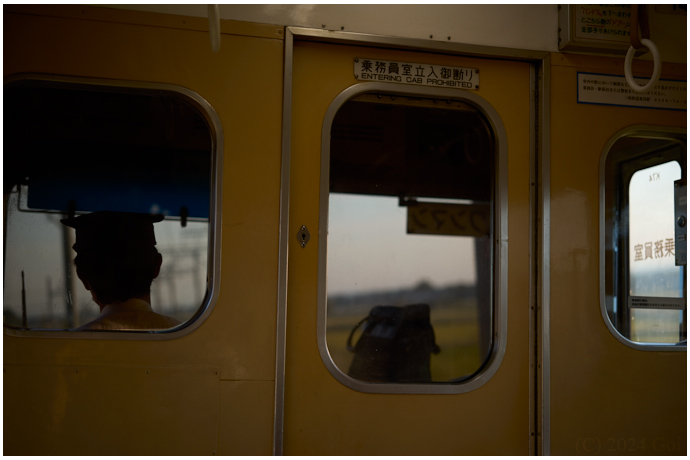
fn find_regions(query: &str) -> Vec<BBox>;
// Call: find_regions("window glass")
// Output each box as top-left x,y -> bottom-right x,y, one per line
629,161 -> 683,343
325,93 -> 494,383
603,133 -> 686,347
3,79 -> 215,332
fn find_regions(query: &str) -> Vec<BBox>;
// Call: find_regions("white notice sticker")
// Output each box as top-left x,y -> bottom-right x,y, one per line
578,72 -> 686,111
354,58 -> 479,90
628,296 -> 685,310
574,4 -> 632,44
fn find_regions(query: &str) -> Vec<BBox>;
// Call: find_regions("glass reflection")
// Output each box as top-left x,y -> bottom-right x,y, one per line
326,194 -> 489,382
324,92 -> 495,383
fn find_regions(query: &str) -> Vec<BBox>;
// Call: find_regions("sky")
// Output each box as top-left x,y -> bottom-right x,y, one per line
327,193 -> 478,295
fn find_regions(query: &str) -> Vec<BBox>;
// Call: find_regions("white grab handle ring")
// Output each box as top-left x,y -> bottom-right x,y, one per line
624,38 -> 661,93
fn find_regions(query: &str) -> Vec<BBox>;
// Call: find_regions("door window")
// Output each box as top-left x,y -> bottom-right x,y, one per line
602,129 -> 686,348
321,90 -> 502,386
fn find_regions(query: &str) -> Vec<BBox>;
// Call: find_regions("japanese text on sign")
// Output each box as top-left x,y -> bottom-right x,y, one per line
632,238 -> 675,262
578,73 -> 687,111
355,58 -> 479,90
407,202 -> 489,237
575,4 -> 631,43
628,296 -> 685,310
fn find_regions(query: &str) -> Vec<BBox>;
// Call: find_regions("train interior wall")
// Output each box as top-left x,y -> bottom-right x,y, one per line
3,4 -> 687,456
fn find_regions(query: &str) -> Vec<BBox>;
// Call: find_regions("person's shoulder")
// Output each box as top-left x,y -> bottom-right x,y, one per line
73,315 -> 119,331
149,312 -> 181,329
74,311 -> 180,331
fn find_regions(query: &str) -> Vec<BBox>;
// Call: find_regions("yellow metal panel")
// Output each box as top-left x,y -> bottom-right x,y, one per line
3,364 -> 220,455
549,53 -> 686,455
4,6 -> 282,380
217,380 -> 275,455
4,8 -> 283,455
285,41 -> 532,455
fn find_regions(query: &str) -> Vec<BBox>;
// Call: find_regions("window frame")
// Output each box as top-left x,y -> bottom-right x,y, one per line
599,125 -> 686,351
3,73 -> 224,340
316,82 -> 509,394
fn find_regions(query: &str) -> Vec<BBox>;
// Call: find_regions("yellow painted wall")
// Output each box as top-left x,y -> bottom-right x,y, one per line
549,53 -> 686,456
4,5 -> 686,456
3,6 -> 283,455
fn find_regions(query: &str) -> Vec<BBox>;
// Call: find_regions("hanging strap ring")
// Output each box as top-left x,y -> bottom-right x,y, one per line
624,38 -> 661,93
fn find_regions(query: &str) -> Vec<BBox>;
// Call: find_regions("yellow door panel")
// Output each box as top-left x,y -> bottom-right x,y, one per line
285,40 -> 532,455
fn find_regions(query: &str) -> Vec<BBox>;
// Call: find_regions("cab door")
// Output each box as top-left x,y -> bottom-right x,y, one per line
283,40 -> 533,455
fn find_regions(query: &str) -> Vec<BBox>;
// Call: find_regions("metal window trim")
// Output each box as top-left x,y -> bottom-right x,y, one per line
2,73 -> 224,341
599,124 -> 687,351
315,82 -> 509,395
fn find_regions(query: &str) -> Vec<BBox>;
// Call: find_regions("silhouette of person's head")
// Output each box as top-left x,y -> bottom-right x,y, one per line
61,211 -> 164,307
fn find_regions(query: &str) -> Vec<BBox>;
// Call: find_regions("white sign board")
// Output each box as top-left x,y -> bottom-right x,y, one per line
628,296 -> 685,310
578,72 -> 687,111
574,4 -> 631,44
355,58 -> 479,90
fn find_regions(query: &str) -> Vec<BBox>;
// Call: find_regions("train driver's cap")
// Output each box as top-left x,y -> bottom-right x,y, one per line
60,211 -> 165,253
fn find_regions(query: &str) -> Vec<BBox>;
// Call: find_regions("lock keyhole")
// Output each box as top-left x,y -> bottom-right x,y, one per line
297,225 -> 310,248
